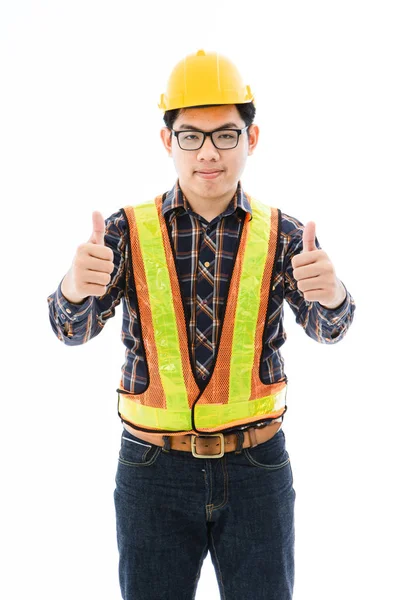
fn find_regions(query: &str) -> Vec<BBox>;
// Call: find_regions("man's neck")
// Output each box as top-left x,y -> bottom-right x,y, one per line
180,183 -> 237,223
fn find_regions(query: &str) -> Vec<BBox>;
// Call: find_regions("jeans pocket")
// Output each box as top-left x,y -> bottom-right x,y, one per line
243,428 -> 291,470
118,428 -> 162,467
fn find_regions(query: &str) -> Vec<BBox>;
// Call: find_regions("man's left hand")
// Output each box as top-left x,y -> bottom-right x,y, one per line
291,221 -> 346,310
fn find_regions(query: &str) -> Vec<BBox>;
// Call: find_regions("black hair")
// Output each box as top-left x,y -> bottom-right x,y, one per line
163,102 -> 256,135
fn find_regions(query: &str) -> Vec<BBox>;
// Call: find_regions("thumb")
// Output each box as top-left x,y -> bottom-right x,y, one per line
302,221 -> 317,253
89,211 -> 105,245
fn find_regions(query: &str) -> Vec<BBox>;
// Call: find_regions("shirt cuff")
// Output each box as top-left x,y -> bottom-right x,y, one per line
55,280 -> 94,323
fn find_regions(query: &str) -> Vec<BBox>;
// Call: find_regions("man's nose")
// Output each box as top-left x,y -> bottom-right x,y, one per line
197,135 -> 220,159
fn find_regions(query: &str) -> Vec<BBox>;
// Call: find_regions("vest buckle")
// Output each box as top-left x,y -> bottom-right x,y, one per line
191,433 -> 225,458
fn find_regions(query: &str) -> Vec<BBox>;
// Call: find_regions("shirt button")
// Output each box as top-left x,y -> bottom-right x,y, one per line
66,308 -> 72,314
204,261 -> 210,267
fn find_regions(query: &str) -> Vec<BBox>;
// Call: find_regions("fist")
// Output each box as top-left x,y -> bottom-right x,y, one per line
62,211 -> 115,302
291,221 -> 346,309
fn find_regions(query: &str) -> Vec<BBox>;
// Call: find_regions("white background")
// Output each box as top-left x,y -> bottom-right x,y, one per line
1,1 -> 399,598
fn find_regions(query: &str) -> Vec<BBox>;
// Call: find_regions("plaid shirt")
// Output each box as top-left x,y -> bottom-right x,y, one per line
47,179 -> 356,430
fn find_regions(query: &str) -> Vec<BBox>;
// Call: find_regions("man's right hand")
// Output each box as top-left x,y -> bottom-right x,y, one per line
61,211 -> 114,304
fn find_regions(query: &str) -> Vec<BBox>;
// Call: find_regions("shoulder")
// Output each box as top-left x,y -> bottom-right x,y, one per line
280,211 -> 305,238
104,209 -> 128,242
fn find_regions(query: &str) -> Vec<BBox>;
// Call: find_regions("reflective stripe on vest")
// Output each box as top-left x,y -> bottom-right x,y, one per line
117,194 -> 287,435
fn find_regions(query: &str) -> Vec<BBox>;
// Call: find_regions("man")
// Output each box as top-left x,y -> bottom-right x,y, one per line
47,49 -> 356,600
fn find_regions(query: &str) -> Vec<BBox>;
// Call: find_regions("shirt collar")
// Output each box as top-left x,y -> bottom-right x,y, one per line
161,178 -> 252,220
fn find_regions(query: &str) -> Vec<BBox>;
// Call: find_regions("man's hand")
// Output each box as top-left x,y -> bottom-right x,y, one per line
61,211 -> 115,304
291,221 -> 346,310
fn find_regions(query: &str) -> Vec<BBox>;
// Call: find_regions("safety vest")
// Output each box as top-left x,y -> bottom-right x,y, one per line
117,193 -> 287,436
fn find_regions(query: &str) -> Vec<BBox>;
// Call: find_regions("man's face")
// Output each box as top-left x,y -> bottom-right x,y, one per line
160,105 -> 259,202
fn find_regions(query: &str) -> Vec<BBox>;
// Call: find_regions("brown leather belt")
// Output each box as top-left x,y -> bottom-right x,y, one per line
122,419 -> 283,458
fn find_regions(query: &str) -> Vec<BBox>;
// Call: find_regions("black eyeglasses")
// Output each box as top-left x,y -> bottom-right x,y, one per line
171,126 -> 249,151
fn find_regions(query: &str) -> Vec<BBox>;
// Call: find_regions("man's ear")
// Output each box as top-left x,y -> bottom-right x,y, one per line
160,127 -> 173,157
247,124 -> 259,156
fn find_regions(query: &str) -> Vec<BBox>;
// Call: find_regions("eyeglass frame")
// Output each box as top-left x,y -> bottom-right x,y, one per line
170,126 -> 249,151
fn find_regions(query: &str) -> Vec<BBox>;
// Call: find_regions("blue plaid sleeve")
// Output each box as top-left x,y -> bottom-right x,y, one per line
284,225 -> 356,344
47,209 -> 127,345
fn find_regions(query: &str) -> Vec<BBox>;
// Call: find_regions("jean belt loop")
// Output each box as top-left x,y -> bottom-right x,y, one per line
248,427 -> 259,448
162,435 -> 171,453
234,430 -> 245,455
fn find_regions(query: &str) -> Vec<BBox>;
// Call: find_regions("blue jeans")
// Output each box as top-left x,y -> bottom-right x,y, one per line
113,426 -> 296,600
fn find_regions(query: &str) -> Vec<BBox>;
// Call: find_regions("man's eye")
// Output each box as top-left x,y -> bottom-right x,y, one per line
183,133 -> 200,140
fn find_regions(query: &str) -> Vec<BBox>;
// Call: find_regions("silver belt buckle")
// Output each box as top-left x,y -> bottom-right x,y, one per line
191,433 -> 225,458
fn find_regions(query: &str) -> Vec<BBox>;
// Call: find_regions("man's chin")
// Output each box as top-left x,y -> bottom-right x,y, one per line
180,175 -> 232,199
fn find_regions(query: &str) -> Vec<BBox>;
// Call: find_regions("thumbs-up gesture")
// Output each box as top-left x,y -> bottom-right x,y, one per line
61,211 -> 115,304
89,210 -> 107,245
291,222 -> 346,309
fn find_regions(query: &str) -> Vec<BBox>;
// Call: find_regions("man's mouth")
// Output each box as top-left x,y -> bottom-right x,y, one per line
195,170 -> 223,179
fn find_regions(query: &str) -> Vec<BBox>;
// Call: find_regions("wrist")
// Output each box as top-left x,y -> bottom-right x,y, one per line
61,272 -> 86,305
320,280 -> 346,310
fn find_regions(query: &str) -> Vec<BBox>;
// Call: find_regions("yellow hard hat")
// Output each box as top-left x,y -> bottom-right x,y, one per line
158,49 -> 255,111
